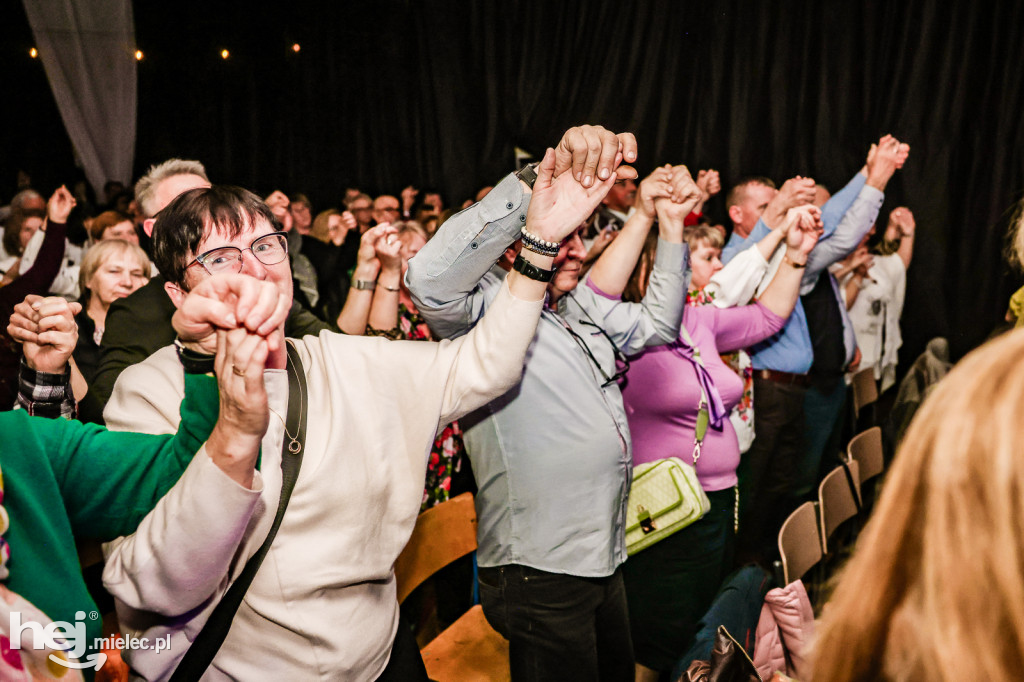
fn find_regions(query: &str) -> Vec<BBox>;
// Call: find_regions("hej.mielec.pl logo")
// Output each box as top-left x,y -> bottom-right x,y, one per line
8,608 -> 171,671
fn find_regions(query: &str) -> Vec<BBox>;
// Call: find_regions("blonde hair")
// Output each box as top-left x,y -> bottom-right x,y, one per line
311,208 -> 342,244
684,224 -> 725,252
79,240 -> 151,302
812,329 -> 1024,682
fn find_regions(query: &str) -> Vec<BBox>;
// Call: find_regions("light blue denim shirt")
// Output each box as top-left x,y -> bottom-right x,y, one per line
721,172 -> 883,372
407,173 -> 688,577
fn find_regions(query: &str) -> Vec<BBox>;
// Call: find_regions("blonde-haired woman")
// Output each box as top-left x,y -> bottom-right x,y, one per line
73,239 -> 150,385
813,328 -> 1024,682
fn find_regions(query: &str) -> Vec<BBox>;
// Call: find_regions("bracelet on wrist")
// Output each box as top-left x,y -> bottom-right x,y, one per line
520,227 -> 560,257
379,282 -> 400,292
351,278 -> 376,291
522,240 -> 559,258
783,254 -> 807,269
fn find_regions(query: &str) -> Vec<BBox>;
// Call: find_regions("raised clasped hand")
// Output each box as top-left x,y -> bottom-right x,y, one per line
554,125 -> 639,188
783,204 -> 824,256
172,273 -> 291,354
8,295 -> 82,374
527,148 -> 618,244
653,165 -> 703,223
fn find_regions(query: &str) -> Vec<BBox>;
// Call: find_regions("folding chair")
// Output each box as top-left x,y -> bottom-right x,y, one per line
776,501 -> 824,586
847,427 -> 884,486
818,461 -> 862,556
850,367 -> 878,432
394,493 -> 511,682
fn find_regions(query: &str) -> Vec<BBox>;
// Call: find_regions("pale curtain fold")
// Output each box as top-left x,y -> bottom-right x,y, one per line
22,0 -> 137,196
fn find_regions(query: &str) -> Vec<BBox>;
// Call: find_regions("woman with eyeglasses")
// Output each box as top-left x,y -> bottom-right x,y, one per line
588,175 -> 823,682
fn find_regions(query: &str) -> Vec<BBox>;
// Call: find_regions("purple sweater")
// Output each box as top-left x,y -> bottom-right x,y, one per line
620,298 -> 785,491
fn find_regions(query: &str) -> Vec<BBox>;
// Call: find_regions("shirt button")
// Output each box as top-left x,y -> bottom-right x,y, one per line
471,242 -> 478,249
506,202 -> 513,209
519,214 -> 526,222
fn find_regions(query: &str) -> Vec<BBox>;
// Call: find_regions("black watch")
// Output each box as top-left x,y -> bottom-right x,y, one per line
175,339 -> 216,375
516,162 -> 540,189
512,254 -> 555,282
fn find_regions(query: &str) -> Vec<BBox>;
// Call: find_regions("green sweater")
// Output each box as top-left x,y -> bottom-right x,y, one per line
2,372 -> 219,674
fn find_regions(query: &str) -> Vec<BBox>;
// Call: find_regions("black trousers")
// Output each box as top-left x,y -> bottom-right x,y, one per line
737,376 -> 808,561
478,564 -> 634,682
375,618 -> 428,681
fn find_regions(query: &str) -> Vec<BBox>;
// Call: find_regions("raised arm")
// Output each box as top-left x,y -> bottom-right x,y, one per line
801,135 -> 910,292
887,207 -> 915,269
584,165 -> 671,294
367,226 -> 404,333
336,224 -> 394,334
408,124 -> 635,338
756,205 -> 823,318
427,146 -> 618,425
0,187 -> 73,303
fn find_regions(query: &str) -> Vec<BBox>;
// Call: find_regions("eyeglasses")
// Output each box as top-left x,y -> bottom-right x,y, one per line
557,314 -> 630,388
188,231 -> 289,275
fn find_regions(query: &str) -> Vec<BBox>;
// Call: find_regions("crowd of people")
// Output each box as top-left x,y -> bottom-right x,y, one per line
0,121 -> 1019,682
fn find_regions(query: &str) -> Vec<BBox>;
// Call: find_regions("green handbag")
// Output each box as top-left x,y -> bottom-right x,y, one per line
625,457 -> 711,555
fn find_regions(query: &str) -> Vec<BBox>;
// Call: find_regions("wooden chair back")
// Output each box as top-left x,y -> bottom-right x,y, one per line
394,492 -> 478,605
851,367 -> 878,419
848,426 -> 884,486
778,501 -> 824,585
818,461 -> 861,553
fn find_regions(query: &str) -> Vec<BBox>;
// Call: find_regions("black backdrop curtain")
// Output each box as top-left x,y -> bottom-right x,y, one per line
3,0 -> 1023,368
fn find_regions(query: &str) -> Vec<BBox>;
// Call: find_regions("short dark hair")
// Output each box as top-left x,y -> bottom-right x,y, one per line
152,185 -> 279,287
725,176 -> 777,208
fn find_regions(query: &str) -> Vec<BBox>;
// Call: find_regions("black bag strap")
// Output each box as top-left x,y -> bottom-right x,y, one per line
169,342 -> 307,681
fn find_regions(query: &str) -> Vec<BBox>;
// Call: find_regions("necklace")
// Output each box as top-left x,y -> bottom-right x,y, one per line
269,351 -> 304,454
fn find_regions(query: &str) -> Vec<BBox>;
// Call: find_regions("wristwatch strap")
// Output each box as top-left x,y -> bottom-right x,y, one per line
512,254 -> 555,282
516,162 -> 540,189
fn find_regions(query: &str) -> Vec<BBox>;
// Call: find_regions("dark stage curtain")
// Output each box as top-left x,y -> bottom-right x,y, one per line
3,0 -> 1023,367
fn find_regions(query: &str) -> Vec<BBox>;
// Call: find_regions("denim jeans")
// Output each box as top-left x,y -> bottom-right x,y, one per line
477,564 -> 634,681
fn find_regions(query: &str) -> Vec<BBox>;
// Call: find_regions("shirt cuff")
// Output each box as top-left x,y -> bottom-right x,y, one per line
653,238 -> 688,272
17,359 -> 75,419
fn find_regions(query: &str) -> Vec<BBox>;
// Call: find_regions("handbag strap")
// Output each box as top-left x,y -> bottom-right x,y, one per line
677,325 -> 710,464
169,342 -> 307,681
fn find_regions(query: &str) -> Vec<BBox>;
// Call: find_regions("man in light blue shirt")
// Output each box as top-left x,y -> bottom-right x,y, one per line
723,135 -> 909,560
407,126 -> 700,680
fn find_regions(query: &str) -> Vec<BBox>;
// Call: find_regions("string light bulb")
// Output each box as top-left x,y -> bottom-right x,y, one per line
134,49 -> 144,61
220,49 -> 230,60
29,47 -> 38,58
292,43 -> 301,53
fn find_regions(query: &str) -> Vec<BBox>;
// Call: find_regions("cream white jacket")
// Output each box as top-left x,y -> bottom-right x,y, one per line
102,279 -> 541,681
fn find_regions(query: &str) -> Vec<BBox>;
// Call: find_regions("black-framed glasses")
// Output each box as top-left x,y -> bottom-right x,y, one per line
558,315 -> 630,388
188,231 -> 289,275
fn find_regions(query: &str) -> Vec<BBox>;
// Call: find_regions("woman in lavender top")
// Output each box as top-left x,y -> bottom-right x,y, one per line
588,176 -> 823,680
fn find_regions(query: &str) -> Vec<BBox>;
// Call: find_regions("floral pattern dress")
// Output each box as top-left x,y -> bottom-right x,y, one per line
369,303 -> 467,511
687,289 -> 755,453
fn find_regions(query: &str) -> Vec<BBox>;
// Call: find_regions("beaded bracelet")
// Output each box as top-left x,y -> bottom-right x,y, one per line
520,227 -> 560,256
522,240 -> 559,258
